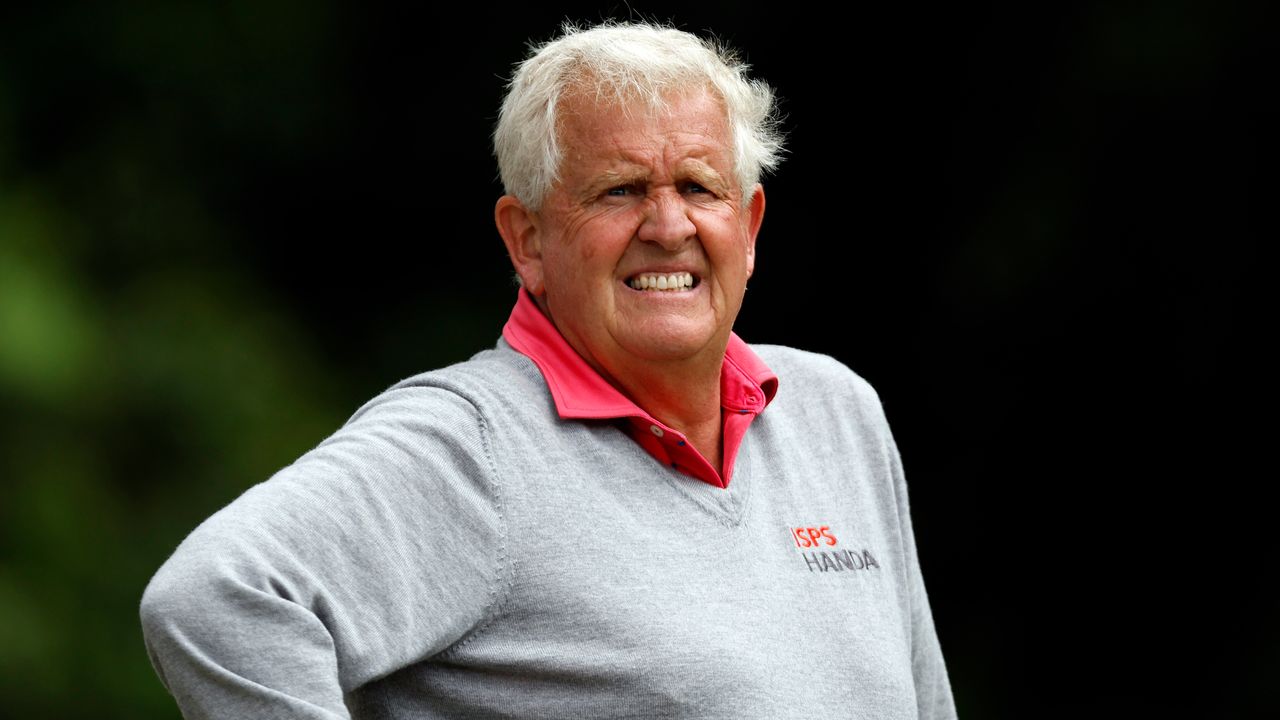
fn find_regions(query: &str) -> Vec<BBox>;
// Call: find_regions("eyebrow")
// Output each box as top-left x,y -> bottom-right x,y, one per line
582,160 -> 732,199
680,160 -> 731,195
583,169 -> 650,198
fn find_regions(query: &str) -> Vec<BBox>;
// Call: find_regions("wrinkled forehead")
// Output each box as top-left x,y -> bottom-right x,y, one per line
553,86 -> 734,178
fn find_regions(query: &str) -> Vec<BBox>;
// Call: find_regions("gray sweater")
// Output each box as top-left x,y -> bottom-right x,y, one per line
140,339 -> 957,719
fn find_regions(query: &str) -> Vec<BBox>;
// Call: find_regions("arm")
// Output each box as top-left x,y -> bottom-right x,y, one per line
140,386 -> 507,719
887,434 -> 959,720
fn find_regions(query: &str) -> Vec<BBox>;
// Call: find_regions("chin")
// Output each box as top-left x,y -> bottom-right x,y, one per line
617,320 -> 725,363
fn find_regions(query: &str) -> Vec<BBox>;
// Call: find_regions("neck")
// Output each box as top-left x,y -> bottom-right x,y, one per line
530,293 -> 730,473
607,352 -> 726,472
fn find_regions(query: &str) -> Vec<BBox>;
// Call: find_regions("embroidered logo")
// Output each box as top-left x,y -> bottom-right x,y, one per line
789,525 -> 881,574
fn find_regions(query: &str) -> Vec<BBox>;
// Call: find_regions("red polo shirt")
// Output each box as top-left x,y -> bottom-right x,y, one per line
501,290 -> 778,489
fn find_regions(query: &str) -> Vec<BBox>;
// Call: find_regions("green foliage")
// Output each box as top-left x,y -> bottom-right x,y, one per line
0,4 -> 353,717
0,201 -> 348,718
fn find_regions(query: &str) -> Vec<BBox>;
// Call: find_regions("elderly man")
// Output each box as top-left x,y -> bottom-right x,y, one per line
141,21 -> 957,719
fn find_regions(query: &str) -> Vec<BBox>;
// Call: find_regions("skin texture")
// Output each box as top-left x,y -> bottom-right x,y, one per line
495,86 -> 766,472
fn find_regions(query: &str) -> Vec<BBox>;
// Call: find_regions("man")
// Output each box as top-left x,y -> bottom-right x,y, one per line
141,20 -> 957,719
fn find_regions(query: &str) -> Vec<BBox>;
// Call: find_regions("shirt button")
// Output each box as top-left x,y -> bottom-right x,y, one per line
649,425 -> 664,437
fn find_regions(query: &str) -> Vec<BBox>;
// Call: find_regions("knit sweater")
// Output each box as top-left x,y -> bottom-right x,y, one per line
140,339 -> 957,719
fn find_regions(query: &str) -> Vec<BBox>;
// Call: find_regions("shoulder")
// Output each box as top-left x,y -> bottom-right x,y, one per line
337,342 -> 545,434
749,343 -> 893,434
287,341 -> 553,496
234,344 -> 541,511
159,347 -> 530,577
751,343 -> 884,404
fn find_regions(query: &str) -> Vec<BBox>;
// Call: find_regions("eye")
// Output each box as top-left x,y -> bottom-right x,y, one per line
604,183 -> 642,198
682,182 -> 710,194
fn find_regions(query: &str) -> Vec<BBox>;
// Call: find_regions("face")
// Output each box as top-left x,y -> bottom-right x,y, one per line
499,87 -> 765,381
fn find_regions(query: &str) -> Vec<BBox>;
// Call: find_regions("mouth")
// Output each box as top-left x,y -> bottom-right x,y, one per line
626,271 -> 699,292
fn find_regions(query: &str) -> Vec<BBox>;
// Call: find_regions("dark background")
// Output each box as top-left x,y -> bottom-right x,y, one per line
0,1 -> 1271,717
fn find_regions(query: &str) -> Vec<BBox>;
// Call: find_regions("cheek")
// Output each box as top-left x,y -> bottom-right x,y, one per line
699,218 -> 753,275
542,246 -> 582,291
578,241 -> 605,264
567,214 -> 633,271
543,242 -> 603,296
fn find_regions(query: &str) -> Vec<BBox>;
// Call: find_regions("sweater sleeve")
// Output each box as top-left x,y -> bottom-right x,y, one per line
139,385 -> 507,719
886,432 -> 958,720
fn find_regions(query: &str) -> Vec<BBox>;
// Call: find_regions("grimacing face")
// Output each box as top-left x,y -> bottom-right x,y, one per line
498,87 -> 765,384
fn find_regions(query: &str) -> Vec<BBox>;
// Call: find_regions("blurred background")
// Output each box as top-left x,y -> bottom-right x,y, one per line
0,1 -> 1271,717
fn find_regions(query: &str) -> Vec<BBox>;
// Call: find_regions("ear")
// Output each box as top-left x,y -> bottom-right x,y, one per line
743,184 -> 766,278
495,195 -> 545,295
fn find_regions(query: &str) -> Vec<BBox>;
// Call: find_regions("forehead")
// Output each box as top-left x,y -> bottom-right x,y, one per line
554,87 -> 733,174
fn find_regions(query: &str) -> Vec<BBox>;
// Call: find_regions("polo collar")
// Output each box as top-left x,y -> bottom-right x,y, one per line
501,289 -> 778,422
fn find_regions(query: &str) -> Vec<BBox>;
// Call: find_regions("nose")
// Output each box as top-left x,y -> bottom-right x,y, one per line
636,190 -> 696,250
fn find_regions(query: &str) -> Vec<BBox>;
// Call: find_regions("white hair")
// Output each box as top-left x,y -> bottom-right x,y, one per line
494,20 -> 786,210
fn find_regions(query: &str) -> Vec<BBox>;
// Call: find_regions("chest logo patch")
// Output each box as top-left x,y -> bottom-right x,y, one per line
789,525 -> 881,574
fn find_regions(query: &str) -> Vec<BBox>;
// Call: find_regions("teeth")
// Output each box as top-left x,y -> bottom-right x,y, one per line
628,272 -> 695,291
